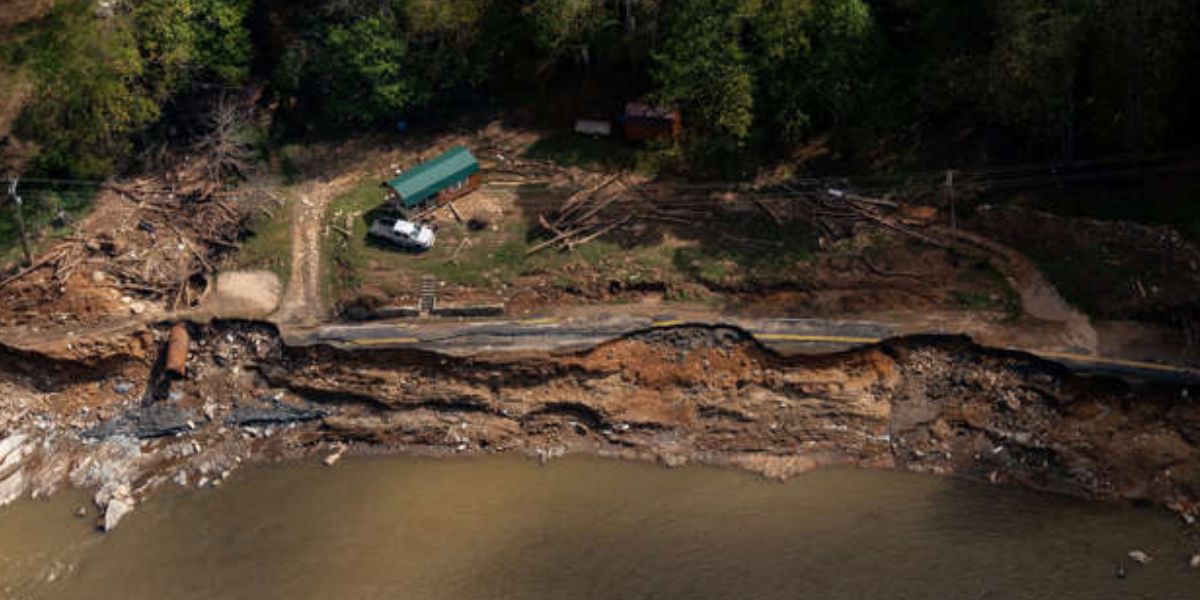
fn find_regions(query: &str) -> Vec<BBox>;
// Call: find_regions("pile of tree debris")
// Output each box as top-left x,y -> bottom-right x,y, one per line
528,174 -> 632,255
0,179 -> 264,326
103,180 -> 253,309
526,175 -> 947,256
0,92 -> 266,325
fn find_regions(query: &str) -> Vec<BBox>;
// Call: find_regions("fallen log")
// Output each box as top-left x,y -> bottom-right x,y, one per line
857,254 -> 930,280
0,249 -> 65,289
447,200 -> 464,223
854,208 -> 950,249
526,223 -> 601,255
568,192 -> 625,228
168,224 -> 214,272
566,215 -> 632,248
752,196 -> 784,225
644,214 -> 694,225
554,174 -> 622,226
450,237 -> 472,262
538,214 -> 566,237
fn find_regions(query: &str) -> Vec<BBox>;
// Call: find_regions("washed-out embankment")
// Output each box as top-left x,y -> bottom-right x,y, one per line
0,320 -> 1197,537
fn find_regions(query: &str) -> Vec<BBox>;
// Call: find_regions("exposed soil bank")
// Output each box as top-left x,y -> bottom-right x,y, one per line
0,322 -> 1198,537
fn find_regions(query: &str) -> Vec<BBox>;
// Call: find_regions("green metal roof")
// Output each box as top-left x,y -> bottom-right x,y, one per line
386,146 -> 479,208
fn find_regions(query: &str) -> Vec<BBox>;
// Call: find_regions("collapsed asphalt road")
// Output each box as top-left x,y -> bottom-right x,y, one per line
303,315 -> 1200,385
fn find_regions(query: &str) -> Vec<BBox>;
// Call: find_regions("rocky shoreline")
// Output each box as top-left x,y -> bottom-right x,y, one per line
1,321 -> 1198,549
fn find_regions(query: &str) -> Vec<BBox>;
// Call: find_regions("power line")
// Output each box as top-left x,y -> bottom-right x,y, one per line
9,151 -> 1198,206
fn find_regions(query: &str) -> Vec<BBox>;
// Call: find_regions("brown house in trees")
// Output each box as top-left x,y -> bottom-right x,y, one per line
622,102 -> 681,142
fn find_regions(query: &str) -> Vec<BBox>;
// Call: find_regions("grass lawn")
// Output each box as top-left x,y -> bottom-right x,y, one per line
672,217 -> 816,288
229,195 -> 293,284
323,176 -> 824,309
324,178 -> 629,301
321,173 -> 1032,320
953,258 -> 1021,315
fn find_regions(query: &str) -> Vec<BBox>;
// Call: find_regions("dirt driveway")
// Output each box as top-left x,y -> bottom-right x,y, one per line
274,174 -> 358,325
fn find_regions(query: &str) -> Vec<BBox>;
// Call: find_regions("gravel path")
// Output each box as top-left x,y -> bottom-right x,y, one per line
274,175 -> 358,325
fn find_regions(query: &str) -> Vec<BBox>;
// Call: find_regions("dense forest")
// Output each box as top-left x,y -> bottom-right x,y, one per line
2,0 -> 1199,179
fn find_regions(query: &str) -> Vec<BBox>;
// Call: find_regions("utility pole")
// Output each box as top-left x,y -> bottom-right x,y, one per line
944,170 -> 957,231
7,177 -> 32,266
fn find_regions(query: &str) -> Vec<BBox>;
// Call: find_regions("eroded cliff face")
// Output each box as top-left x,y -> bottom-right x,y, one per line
0,323 -> 1198,530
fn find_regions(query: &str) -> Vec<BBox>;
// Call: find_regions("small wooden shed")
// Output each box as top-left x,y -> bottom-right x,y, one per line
385,146 -> 481,210
621,102 -> 681,142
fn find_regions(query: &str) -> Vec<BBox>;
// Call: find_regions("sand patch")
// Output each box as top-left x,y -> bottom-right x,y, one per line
209,270 -> 281,318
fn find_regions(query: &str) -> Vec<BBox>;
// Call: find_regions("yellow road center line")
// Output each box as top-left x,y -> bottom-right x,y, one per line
1030,350 -> 1199,375
339,330 -> 1195,378
755,333 -> 882,345
519,318 -> 559,325
348,337 -> 420,346
652,320 -> 685,327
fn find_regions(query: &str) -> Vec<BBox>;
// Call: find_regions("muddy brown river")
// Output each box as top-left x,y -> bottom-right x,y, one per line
1,456 -> 1195,599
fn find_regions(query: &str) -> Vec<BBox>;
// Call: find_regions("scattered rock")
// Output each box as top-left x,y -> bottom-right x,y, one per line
129,302 -> 146,315
0,434 -> 30,507
0,469 -> 26,507
1127,550 -> 1152,564
112,382 -> 133,395
631,326 -> 749,351
1190,554 -> 1200,569
323,448 -> 344,467
0,433 -> 29,470
102,485 -> 134,531
659,453 -> 687,468
73,505 -> 88,518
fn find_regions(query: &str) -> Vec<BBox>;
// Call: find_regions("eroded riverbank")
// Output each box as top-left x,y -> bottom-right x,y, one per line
0,322 -> 1198,550
1,456 -> 1198,599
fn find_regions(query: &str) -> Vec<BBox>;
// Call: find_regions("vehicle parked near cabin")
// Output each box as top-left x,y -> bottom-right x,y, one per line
384,146 -> 480,213
368,217 -> 436,251
574,119 -> 612,138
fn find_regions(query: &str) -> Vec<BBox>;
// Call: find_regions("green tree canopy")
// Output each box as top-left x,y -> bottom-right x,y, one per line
18,2 -> 159,177
310,16 -> 427,125
652,0 -> 754,163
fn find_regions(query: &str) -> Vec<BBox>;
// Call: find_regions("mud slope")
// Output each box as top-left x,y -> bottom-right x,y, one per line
0,323 -> 1198,531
